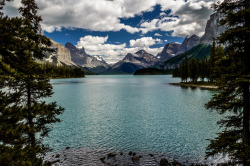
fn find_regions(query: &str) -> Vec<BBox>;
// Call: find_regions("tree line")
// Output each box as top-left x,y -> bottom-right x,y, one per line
42,63 -> 85,78
172,42 -> 224,83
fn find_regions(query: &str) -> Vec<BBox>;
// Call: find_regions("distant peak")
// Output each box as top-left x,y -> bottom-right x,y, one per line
65,42 -> 76,49
172,42 -> 181,45
135,50 -> 147,55
186,34 -> 199,39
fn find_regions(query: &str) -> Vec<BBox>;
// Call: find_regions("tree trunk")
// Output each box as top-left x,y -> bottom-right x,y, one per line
27,79 -> 35,147
242,81 -> 250,166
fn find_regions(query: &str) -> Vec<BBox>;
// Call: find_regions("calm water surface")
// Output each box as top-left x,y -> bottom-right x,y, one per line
44,75 -> 220,164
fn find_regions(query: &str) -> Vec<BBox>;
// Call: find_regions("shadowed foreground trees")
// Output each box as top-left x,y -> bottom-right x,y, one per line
205,0 -> 250,165
0,0 -> 64,165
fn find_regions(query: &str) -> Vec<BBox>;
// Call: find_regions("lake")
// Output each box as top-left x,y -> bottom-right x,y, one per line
44,75 -> 222,164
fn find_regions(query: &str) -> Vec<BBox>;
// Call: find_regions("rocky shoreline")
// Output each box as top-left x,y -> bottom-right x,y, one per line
170,83 -> 218,90
44,147 -> 228,166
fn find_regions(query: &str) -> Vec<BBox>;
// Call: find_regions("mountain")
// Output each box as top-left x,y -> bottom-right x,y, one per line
156,42 -> 181,61
157,35 -> 200,62
104,50 -> 158,74
199,12 -> 227,44
163,44 -> 210,69
161,11 -> 226,69
44,39 -> 77,67
65,42 -> 110,73
176,35 -> 200,55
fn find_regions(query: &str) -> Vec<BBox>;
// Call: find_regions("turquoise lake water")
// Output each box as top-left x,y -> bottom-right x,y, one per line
44,75 -> 221,164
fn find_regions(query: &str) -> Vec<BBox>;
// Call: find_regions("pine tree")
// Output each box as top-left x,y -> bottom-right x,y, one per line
188,58 -> 199,82
0,0 -> 64,165
208,42 -> 216,82
206,0 -> 250,165
179,54 -> 189,82
199,58 -> 207,82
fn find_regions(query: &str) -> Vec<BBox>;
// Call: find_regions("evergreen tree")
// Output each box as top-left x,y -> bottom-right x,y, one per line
179,54 -> 189,82
188,58 -> 199,82
0,0 -> 64,165
172,65 -> 179,77
208,42 -> 216,82
206,0 -> 250,165
199,58 -> 207,82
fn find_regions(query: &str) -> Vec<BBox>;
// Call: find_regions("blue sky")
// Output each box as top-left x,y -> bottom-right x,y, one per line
3,0 -> 215,63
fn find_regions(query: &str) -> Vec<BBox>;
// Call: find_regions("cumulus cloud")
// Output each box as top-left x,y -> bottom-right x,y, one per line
3,0 -> 216,36
76,35 -> 163,64
154,33 -> 163,36
139,0 -> 215,37
130,37 -> 162,47
26,0 -> 157,33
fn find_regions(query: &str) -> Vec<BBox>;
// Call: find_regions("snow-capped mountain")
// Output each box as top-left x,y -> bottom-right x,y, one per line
65,42 -> 110,73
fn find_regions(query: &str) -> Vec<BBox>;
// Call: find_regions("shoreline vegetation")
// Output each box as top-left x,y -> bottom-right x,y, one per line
134,68 -> 173,75
170,82 -> 218,90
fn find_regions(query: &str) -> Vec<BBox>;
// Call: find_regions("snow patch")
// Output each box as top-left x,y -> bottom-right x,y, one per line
94,55 -> 104,61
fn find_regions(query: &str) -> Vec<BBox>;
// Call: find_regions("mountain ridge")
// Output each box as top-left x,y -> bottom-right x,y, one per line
65,42 -> 110,73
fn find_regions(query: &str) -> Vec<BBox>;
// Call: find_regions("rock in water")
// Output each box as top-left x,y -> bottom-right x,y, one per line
160,158 -> 169,166
132,156 -> 140,163
107,153 -> 116,158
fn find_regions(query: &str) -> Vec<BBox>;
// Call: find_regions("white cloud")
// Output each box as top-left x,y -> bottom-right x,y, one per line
13,0 -> 158,33
3,0 -> 216,36
139,0 -> 215,37
76,35 -> 163,64
154,33 -> 163,36
130,37 -> 162,47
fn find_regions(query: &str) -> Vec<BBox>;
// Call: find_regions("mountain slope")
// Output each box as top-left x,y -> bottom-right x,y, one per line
161,11 -> 226,69
157,34 -> 200,62
163,44 -> 210,69
65,42 -> 110,73
199,12 -> 227,44
43,39 -> 77,67
104,50 -> 158,74
156,42 -> 181,61
176,35 -> 200,55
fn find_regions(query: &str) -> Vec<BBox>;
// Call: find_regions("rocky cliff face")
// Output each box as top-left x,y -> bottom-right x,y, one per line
157,35 -> 199,61
156,42 -> 181,61
176,35 -> 200,55
199,12 -> 227,44
65,42 -> 110,72
44,39 -> 77,66
113,50 -> 158,69
108,50 -> 158,74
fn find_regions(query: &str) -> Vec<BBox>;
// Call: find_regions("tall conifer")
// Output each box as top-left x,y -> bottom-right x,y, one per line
0,0 -> 64,165
206,0 -> 250,165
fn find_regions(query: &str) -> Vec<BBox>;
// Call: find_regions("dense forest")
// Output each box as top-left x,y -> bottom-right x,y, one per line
42,63 -> 85,78
134,68 -> 172,75
172,42 -> 223,83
